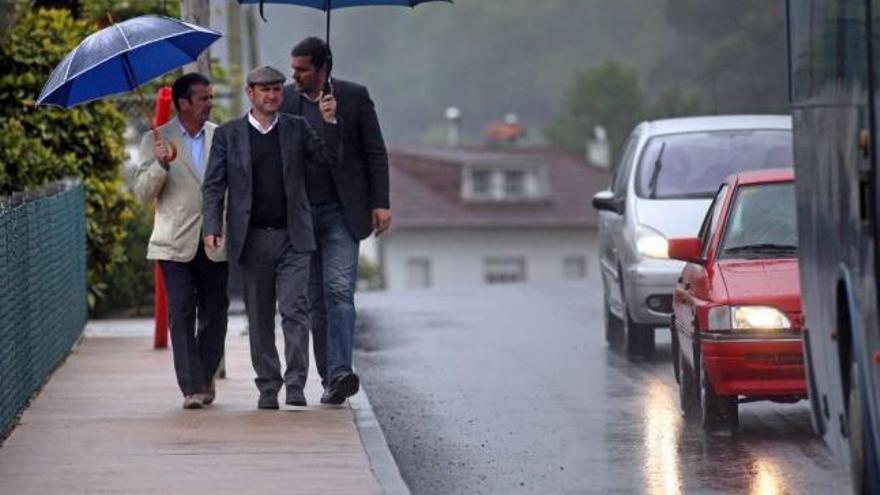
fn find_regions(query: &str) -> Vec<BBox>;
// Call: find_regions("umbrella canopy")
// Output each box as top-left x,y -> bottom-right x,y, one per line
37,15 -> 222,108
236,0 -> 451,41
240,0 -> 449,9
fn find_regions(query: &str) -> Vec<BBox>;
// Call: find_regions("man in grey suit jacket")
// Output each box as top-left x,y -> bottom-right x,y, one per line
134,73 -> 228,410
202,66 -> 340,409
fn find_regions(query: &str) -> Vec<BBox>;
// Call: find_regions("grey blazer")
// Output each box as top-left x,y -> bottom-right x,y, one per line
202,113 -> 341,263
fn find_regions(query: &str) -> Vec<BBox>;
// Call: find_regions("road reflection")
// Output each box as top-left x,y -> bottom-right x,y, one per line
750,457 -> 784,495
643,377 -> 683,495
356,286 -> 848,494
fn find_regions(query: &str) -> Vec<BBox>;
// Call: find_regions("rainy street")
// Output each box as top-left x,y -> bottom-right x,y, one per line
355,278 -> 849,494
3,2 -> 875,495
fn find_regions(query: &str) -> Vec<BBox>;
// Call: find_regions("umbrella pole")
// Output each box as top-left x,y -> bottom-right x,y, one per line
108,16 -> 177,160
326,4 -> 331,45
325,0 -> 333,85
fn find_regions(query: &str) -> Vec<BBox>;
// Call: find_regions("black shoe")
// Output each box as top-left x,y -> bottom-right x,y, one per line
320,387 -> 341,405
285,389 -> 307,407
258,393 -> 279,410
320,372 -> 360,405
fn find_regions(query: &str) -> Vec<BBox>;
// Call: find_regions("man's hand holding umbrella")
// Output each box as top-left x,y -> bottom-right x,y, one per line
153,137 -> 176,168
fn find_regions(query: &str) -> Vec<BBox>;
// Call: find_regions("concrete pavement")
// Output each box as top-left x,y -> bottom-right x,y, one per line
0,317 -> 393,495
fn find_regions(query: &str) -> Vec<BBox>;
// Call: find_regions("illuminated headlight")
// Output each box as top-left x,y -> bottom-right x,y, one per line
707,305 -> 791,330
635,225 -> 669,259
732,306 -> 791,329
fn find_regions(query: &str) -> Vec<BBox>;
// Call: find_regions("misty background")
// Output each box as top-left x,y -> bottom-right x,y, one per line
238,0 -> 788,155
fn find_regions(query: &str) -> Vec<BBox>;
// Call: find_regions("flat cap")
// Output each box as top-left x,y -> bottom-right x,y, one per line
246,65 -> 285,86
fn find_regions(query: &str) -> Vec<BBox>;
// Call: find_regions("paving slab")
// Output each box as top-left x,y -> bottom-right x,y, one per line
0,331 -> 382,495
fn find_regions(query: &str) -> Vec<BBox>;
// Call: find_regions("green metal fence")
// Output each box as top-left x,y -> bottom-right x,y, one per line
0,180 -> 87,439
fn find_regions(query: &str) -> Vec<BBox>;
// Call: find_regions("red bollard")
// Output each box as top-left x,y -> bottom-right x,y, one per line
153,86 -> 173,349
153,263 -> 169,349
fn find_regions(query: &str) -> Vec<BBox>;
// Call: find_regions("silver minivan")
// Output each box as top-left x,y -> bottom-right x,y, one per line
592,115 -> 793,357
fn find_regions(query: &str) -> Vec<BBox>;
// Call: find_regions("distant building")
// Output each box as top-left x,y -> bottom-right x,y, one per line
379,146 -> 610,290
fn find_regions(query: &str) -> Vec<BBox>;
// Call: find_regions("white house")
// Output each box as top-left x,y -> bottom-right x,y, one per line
378,146 -> 610,290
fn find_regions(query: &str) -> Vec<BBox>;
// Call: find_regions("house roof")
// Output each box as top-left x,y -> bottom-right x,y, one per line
388,145 -> 611,230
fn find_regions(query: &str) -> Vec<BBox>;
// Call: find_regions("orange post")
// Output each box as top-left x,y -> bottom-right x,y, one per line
153,86 -> 174,349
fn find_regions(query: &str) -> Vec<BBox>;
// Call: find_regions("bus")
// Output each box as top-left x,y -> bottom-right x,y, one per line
787,1 -> 880,492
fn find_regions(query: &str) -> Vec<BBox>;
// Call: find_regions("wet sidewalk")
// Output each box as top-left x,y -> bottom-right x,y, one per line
0,317 -> 387,495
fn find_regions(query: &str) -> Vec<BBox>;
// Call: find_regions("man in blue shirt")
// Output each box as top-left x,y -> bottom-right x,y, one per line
134,73 -> 229,410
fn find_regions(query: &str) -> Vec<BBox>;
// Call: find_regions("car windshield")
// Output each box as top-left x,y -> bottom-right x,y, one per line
720,182 -> 798,259
636,130 -> 793,199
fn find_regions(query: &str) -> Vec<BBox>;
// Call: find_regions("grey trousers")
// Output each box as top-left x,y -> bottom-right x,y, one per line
239,227 -> 312,396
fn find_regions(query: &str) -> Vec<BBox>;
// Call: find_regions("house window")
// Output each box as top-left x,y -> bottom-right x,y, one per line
406,257 -> 431,289
472,169 -> 492,197
504,170 -> 525,198
563,255 -> 587,279
465,167 -> 546,202
484,257 -> 526,284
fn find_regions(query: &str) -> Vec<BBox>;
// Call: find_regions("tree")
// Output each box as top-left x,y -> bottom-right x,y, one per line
180,0 -> 211,75
648,0 -> 788,114
0,7 -> 135,307
545,60 -> 644,161
645,86 -> 703,121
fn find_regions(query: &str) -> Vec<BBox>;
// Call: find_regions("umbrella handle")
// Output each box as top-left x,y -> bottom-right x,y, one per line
134,86 -> 178,163
152,128 -> 178,163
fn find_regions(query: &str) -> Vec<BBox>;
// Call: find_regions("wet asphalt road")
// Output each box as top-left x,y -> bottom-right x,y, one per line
353,279 -> 849,495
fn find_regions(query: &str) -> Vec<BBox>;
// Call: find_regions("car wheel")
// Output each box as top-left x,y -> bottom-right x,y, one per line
701,367 -> 738,432
671,317 -> 680,384
848,359 -> 876,495
624,311 -> 655,359
618,282 -> 655,359
679,347 -> 700,420
603,290 -> 623,345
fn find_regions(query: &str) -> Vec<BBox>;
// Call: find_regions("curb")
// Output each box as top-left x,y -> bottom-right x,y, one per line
349,388 -> 411,495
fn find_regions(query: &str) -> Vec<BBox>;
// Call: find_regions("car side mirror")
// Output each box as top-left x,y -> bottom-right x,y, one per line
592,190 -> 624,214
668,237 -> 703,264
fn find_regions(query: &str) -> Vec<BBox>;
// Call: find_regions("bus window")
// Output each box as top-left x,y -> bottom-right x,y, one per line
789,0 -> 868,102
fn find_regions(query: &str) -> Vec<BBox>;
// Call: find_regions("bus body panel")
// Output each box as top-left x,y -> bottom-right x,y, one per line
787,0 -> 880,483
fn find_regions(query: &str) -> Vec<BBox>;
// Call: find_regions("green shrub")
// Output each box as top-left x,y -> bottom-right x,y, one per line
93,201 -> 154,317
0,7 -> 135,309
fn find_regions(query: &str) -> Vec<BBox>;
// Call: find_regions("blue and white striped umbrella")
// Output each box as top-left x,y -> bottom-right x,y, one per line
37,15 -> 222,108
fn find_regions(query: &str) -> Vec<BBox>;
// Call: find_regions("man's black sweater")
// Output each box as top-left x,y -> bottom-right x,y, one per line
248,125 -> 287,229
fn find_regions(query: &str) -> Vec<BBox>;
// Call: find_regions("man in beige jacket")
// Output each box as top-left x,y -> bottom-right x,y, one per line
134,73 -> 229,410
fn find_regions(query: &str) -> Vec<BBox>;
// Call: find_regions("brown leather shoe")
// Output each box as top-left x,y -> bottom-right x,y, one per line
183,395 -> 204,409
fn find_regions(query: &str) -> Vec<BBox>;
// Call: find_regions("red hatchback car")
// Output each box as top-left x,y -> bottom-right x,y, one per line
668,168 -> 806,431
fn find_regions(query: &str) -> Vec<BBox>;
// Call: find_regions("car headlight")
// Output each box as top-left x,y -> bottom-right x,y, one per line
732,306 -> 791,329
707,305 -> 791,330
635,225 -> 669,259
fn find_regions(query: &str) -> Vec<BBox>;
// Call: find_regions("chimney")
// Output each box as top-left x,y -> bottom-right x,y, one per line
587,125 -> 610,168
445,106 -> 462,147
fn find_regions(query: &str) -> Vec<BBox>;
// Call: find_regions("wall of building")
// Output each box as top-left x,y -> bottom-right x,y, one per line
380,227 -> 599,291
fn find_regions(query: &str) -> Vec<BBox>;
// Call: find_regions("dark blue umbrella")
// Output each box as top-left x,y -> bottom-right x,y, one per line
237,0 -> 451,43
37,15 -> 222,108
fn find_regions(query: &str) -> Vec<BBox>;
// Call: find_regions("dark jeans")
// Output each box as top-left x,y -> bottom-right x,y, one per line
309,203 -> 360,386
239,227 -> 312,396
159,248 -> 229,397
